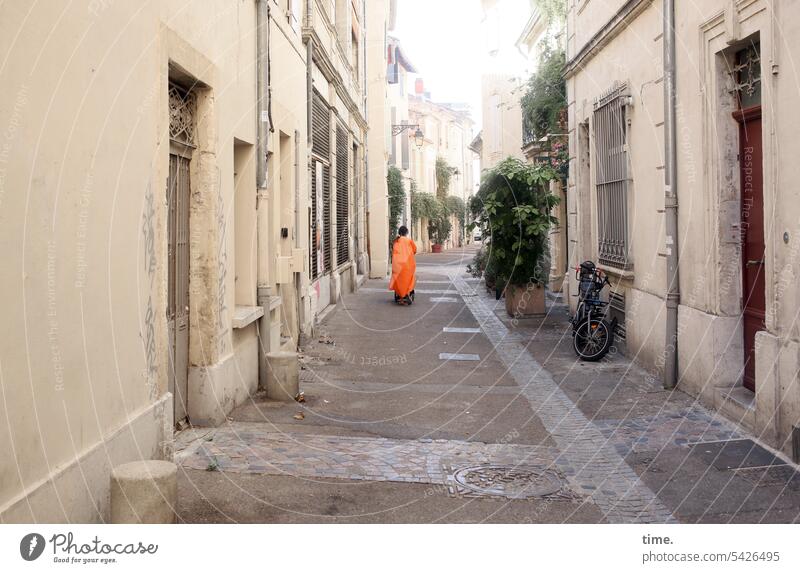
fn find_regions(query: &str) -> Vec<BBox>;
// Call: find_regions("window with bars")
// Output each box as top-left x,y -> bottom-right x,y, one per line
336,124 -> 350,266
593,84 -> 630,269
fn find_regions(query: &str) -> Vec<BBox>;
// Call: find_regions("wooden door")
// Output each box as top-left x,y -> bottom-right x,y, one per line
737,107 -> 765,392
168,152 -> 190,424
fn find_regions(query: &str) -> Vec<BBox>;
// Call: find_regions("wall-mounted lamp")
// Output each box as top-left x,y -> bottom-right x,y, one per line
392,123 -> 425,150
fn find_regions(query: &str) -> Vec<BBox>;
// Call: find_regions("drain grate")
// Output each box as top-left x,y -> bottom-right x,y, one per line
446,464 -> 577,501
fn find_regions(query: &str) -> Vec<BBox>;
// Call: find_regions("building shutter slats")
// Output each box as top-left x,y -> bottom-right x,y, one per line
336,124 -> 350,266
323,163 -> 332,271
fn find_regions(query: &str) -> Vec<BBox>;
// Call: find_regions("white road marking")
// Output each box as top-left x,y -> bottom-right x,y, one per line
439,353 -> 481,361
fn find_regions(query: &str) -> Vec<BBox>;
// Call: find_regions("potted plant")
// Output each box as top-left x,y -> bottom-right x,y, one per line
470,157 -> 559,317
428,205 -> 451,253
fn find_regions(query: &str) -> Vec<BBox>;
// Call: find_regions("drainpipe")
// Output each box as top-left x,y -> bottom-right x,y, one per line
256,0 -> 272,387
663,0 -> 680,389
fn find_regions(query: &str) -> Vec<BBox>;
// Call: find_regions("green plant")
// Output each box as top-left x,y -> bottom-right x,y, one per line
435,157 -> 456,200
470,157 -> 559,287
387,166 -> 406,236
444,195 -> 466,229
521,48 -> 567,144
411,190 -> 438,222
428,210 -> 452,245
467,246 -> 488,278
534,0 -> 567,32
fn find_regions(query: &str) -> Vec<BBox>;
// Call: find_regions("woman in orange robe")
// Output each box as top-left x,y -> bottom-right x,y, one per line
389,226 -> 417,304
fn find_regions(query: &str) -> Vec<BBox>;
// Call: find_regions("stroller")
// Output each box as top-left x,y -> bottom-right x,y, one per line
393,289 -> 415,306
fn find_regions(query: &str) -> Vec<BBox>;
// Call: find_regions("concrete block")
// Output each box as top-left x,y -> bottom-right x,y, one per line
110,460 -> 177,524
265,351 -> 300,401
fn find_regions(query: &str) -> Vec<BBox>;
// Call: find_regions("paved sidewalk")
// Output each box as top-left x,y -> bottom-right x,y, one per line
176,247 -> 800,523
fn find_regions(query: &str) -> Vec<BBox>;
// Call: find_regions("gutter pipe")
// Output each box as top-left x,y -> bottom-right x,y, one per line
663,0 -> 680,389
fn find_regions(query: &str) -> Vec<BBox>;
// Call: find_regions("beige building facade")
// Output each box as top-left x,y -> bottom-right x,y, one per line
408,94 -> 476,251
0,0 -> 395,522
566,0 -> 800,460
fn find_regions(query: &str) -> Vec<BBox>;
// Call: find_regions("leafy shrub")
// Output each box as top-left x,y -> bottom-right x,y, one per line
470,157 -> 559,287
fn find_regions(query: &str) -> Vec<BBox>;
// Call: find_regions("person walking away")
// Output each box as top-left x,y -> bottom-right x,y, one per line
389,226 -> 417,305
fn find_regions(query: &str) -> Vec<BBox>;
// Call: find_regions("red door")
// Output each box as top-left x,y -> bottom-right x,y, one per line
737,107 -> 765,392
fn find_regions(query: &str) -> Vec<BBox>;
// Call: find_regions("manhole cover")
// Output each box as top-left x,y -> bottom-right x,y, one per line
452,464 -> 564,499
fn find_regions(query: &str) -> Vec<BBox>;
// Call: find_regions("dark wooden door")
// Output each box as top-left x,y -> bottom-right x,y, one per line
737,107 -> 765,392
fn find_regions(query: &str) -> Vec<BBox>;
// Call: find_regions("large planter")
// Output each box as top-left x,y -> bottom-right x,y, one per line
432,244 -> 443,253
504,284 -> 545,318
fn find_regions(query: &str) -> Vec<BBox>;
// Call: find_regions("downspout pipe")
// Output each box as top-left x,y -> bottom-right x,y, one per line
306,1 -> 314,148
663,0 -> 680,389
256,0 -> 272,387
256,0 -> 271,191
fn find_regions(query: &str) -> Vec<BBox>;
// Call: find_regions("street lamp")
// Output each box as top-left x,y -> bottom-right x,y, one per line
392,123 -> 425,150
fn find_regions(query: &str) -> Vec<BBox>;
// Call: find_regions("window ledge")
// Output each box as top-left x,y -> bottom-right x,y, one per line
597,263 -> 634,281
232,306 -> 265,330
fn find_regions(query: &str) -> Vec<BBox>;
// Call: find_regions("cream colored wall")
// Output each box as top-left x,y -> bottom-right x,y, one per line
481,74 -> 524,169
0,0 -> 258,520
567,0 -> 665,370
568,0 -> 629,55
366,0 -> 392,278
568,0 -> 800,457
268,10 -> 309,339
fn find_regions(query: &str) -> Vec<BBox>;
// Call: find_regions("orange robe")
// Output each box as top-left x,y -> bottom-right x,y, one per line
389,236 -> 417,298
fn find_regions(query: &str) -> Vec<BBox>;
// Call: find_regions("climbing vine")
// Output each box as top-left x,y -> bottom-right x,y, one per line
435,157 -> 456,201
387,166 -> 406,237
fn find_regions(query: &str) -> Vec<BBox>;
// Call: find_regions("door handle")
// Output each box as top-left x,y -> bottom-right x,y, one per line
746,259 -> 764,267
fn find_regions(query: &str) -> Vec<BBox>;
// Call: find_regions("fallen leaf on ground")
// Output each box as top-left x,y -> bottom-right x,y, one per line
293,412 -> 305,420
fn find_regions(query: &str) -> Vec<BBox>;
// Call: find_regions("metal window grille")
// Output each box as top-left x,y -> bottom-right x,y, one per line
168,83 -> 196,146
336,124 -> 350,266
593,84 -> 630,269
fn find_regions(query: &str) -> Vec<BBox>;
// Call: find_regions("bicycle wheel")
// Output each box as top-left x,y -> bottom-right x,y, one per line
573,318 -> 612,361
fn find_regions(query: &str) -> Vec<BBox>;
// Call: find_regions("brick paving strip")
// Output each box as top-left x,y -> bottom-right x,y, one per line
450,274 -> 677,523
176,426 -> 557,487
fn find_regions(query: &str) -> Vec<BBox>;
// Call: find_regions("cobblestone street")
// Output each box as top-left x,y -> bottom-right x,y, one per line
176,247 -> 800,523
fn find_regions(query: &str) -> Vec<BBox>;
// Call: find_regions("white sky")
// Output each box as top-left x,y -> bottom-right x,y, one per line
393,0 -> 486,129
393,0 -> 532,133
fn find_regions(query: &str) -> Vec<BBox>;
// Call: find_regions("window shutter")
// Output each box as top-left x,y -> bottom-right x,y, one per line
336,124 -> 350,266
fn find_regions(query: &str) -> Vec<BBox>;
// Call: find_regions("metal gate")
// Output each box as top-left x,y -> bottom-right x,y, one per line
167,152 -> 190,425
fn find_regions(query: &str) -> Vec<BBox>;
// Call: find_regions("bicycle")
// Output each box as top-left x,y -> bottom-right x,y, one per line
571,261 -> 617,361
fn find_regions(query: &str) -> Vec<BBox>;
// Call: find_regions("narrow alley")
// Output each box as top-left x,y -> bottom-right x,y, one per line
175,247 -> 800,524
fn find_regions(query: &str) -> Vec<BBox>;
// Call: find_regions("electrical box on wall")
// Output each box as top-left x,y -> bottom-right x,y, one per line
275,256 -> 293,284
292,248 -> 308,274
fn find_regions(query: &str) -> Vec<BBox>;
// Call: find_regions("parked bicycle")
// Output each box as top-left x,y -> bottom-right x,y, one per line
571,261 -> 617,361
